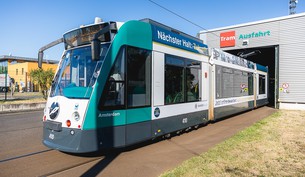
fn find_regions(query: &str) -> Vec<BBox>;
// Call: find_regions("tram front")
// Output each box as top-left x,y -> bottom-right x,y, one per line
38,20 -> 120,153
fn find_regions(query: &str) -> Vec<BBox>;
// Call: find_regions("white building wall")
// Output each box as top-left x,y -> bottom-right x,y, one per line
199,13 -> 305,109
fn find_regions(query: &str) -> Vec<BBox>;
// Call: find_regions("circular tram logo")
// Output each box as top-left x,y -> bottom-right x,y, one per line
49,102 -> 60,119
154,107 -> 160,118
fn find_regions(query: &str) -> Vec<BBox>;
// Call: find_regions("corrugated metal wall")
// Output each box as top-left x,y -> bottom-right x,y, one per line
200,13 -> 305,104
278,15 -> 305,103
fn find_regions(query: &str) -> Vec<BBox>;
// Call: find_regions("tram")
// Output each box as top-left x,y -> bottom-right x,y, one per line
38,18 -> 268,153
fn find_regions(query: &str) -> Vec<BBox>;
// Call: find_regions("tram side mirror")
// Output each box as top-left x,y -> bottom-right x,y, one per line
38,51 -> 43,68
91,39 -> 101,61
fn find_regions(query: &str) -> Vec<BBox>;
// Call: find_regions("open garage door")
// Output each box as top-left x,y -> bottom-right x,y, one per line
226,45 -> 278,108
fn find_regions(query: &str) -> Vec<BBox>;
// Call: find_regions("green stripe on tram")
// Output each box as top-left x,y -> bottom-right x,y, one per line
83,20 -> 153,130
126,107 -> 151,124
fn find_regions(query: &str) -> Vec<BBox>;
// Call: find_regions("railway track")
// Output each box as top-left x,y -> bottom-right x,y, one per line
39,157 -> 103,177
0,148 -> 108,177
0,149 -> 54,163
0,126 -> 42,134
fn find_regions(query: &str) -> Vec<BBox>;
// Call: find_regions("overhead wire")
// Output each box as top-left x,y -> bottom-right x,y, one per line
148,0 -> 245,50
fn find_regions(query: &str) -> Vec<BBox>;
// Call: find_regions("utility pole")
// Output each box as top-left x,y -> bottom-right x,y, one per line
4,69 -> 7,101
289,0 -> 298,15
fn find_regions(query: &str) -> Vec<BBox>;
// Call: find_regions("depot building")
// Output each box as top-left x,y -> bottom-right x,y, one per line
198,12 -> 305,110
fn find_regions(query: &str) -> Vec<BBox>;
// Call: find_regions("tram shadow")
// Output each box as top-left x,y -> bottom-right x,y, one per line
65,123 -> 209,176
64,137 -> 164,176
79,152 -> 119,177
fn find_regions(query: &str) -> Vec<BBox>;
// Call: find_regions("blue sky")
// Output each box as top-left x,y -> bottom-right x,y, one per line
1,0 -> 304,60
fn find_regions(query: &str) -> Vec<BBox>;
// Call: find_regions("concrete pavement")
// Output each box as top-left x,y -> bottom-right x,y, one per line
0,92 -> 46,113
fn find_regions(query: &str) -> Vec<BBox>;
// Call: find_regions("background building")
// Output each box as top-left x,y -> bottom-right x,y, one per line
198,13 -> 305,110
0,55 -> 58,92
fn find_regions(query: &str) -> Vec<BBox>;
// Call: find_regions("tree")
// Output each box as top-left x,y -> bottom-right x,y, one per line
29,68 -> 54,99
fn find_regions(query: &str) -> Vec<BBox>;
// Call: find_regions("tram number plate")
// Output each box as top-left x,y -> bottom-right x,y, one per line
49,133 -> 55,140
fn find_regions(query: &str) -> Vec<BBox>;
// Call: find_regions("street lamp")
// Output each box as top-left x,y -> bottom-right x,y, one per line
289,0 -> 298,15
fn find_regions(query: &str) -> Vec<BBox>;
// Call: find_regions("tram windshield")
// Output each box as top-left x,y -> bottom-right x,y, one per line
50,44 -> 109,98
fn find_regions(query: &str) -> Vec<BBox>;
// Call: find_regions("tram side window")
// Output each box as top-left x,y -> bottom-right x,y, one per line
165,55 -> 200,104
239,71 -> 252,96
216,65 -> 222,98
233,70 -> 243,97
259,74 -> 266,94
127,47 -> 151,108
216,66 -> 253,99
99,47 -> 126,109
248,73 -> 254,95
186,60 -> 200,102
165,57 -> 185,104
242,72 -> 248,96
222,67 -> 234,98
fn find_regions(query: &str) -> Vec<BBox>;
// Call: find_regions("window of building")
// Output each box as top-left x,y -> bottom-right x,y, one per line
22,68 -> 24,75
0,61 -> 8,74
10,61 -> 17,65
165,55 -> 201,104
16,69 -> 18,75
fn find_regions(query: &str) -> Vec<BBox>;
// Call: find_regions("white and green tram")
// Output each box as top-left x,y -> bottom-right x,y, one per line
38,18 -> 268,153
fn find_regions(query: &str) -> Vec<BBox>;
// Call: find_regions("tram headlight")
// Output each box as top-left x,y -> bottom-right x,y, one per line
72,111 -> 80,121
66,120 -> 71,127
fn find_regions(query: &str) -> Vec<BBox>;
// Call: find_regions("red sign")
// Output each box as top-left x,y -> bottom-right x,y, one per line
282,83 -> 289,89
220,31 -> 235,48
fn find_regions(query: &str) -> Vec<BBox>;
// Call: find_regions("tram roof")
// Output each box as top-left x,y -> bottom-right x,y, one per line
141,18 -> 204,44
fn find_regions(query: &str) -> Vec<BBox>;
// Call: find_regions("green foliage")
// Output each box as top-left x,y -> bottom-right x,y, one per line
29,68 -> 54,99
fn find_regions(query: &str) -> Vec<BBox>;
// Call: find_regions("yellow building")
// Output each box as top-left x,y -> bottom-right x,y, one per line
0,55 -> 58,92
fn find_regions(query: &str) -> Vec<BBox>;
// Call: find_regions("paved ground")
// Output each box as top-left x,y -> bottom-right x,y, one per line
0,106 -> 276,177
